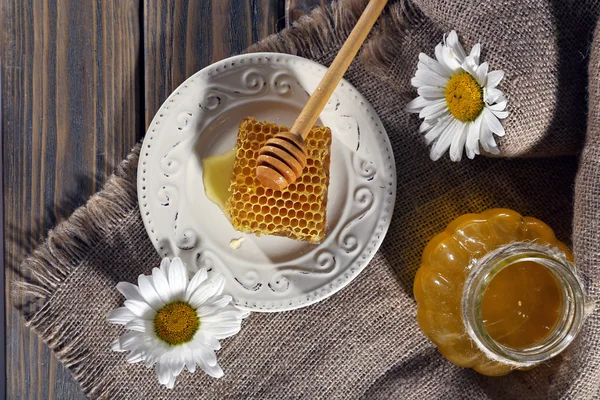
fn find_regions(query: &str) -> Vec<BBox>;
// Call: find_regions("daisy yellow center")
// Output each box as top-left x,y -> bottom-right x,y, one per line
154,301 -> 199,345
445,72 -> 484,122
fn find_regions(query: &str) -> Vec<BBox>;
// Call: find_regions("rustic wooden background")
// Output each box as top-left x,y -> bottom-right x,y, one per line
2,0 -> 329,398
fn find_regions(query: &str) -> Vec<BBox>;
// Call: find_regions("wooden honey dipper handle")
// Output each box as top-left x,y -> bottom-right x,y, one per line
290,0 -> 389,140
256,0 -> 388,190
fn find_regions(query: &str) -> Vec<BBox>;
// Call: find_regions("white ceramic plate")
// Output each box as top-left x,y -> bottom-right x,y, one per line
138,53 -> 395,311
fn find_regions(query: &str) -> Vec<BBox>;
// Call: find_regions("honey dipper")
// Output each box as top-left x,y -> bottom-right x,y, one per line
256,0 -> 388,190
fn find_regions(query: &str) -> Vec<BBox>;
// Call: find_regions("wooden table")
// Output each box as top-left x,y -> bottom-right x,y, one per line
2,1 -> 330,398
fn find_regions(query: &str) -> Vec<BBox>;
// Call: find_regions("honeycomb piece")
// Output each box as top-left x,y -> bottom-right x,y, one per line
224,117 -> 331,244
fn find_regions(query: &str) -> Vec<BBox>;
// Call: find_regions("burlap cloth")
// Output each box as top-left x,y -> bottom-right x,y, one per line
16,0 -> 600,398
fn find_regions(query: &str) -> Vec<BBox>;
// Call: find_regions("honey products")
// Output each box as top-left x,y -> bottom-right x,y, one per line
224,118 -> 331,244
414,209 -> 587,376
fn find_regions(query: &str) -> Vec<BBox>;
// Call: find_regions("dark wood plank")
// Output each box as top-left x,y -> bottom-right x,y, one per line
285,0 -> 330,26
144,0 -> 283,128
0,34 -> 5,400
2,0 -> 142,398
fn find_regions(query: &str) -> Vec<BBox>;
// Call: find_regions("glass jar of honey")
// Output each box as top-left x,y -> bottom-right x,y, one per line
414,209 -> 588,376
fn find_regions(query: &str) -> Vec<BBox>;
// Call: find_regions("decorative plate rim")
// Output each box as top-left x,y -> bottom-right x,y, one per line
138,52 -> 396,312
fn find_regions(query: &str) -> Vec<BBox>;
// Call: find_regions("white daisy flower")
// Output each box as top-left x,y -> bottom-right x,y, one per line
406,30 -> 509,161
108,257 -> 248,389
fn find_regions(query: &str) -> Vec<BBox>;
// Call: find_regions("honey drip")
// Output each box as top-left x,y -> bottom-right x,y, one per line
229,237 -> 245,250
202,149 -> 235,210
482,261 -> 563,349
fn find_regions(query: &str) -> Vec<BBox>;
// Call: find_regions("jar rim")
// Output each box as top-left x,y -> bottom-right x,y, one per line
462,242 -> 587,367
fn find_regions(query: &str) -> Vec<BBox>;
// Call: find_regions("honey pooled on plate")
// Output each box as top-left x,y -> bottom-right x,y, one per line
224,117 -> 331,244
414,209 -> 587,376
202,149 -> 235,209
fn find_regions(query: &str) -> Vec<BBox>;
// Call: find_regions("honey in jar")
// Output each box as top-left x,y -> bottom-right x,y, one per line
481,259 -> 562,349
414,209 -> 587,376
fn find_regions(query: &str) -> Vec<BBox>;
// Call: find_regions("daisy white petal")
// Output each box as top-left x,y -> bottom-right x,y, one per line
416,62 -> 445,82
426,109 -> 450,123
424,115 -> 452,145
417,86 -> 446,99
419,99 -> 447,119
160,257 -> 170,275
411,77 -> 431,88
193,345 -> 218,367
201,320 -> 243,340
490,109 -> 509,119
138,274 -> 165,310
488,97 -> 507,111
125,299 -> 156,319
483,108 -> 505,136
168,350 -> 186,377
475,62 -> 489,87
441,45 -> 462,72
166,375 -> 176,390
405,96 -> 430,113
483,140 -> 501,155
118,332 -> 145,351
182,344 -> 197,373
480,120 -> 500,154
449,123 -> 468,162
469,43 -> 481,64
195,350 -> 224,378
486,70 -> 504,89
156,358 -> 174,388
116,282 -> 145,302
487,97 -> 509,119
434,43 -> 454,75
419,53 -> 452,78
445,30 -> 467,61
186,268 -> 209,302
107,306 -> 137,325
419,103 -> 448,121
479,122 -> 492,151
461,55 -> 478,77
484,87 -> 504,104
419,120 -> 434,133
145,345 -> 168,368
193,330 -> 222,351
156,352 -> 185,390
202,314 -> 245,330
434,43 -> 443,61
466,117 -> 483,159
207,307 -> 248,320
189,275 -> 226,309
125,318 -> 153,333
201,309 -> 247,338
168,257 -> 188,300
197,295 -> 233,317
415,68 -> 449,87
151,267 -> 172,304
430,119 -> 460,161
126,350 -> 144,363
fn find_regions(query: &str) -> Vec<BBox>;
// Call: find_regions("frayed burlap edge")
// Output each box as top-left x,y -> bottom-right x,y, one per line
14,145 -> 141,311
13,0 -> 427,397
